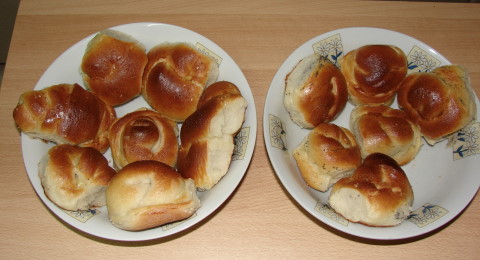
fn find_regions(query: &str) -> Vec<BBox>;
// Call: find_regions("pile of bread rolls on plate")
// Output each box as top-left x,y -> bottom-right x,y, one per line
13,29 -> 248,231
285,44 -> 477,227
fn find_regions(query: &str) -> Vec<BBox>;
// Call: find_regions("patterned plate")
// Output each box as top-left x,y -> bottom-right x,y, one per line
263,27 -> 480,240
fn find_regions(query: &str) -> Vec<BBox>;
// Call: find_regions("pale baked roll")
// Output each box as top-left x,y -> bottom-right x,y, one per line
13,83 -> 116,153
329,153 -> 414,227
81,29 -> 148,106
284,54 -> 348,128
38,144 -> 117,211
350,105 -> 422,165
197,81 -> 242,109
340,45 -> 407,106
177,85 -> 247,190
397,65 -> 477,145
108,108 -> 178,170
293,123 -> 362,192
106,160 -> 200,231
142,42 -> 219,122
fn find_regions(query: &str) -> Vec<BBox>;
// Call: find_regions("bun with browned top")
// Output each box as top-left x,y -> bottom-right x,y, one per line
341,45 -> 407,106
108,108 -> 178,170
329,153 -> 414,227
350,105 -> 422,165
284,54 -> 348,128
38,144 -> 116,211
106,160 -> 200,231
13,83 -> 116,153
142,42 -> 219,122
81,29 -> 148,106
293,123 -> 362,192
397,65 -> 477,145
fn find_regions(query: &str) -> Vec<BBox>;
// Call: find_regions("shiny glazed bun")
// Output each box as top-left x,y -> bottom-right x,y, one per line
397,65 -> 477,145
293,123 -> 362,192
341,45 -> 407,106
142,42 -> 219,122
108,108 -> 178,170
13,83 -> 116,153
350,105 -> 422,165
106,160 -> 200,231
284,54 -> 348,128
81,29 -> 148,106
38,144 -> 116,211
329,153 -> 414,227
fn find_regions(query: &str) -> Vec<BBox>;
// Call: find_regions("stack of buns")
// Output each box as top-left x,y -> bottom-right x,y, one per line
285,44 -> 477,227
13,28 -> 248,231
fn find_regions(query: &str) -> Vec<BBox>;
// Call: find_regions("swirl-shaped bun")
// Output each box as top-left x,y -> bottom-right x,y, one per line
81,30 -> 148,106
38,144 -> 116,211
397,65 -> 477,145
329,153 -> 414,227
142,43 -> 219,122
108,108 -> 178,170
284,54 -> 348,128
341,45 -> 407,106
106,160 -> 200,231
13,83 -> 116,153
293,123 -> 362,192
350,105 -> 422,165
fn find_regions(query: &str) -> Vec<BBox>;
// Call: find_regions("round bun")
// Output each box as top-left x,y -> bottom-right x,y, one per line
397,65 -> 477,145
177,83 -> 247,190
284,54 -> 348,128
108,108 -> 178,170
293,123 -> 362,192
142,42 -> 219,122
81,30 -> 148,106
350,105 -> 422,165
197,81 -> 241,109
340,45 -> 407,106
329,153 -> 414,227
38,144 -> 116,211
13,83 -> 116,153
106,160 -> 200,231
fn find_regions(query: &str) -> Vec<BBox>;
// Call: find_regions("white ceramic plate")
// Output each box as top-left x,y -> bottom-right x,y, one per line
264,27 -> 480,240
22,22 -> 257,241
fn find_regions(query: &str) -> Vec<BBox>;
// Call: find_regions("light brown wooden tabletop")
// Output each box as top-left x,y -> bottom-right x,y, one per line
1,0 -> 479,258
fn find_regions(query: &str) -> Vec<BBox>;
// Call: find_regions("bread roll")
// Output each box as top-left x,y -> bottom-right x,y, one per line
293,123 -> 362,192
329,153 -> 414,227
397,65 -> 477,145
284,54 -> 348,128
340,45 -> 407,106
142,42 -> 219,122
197,81 -> 241,108
13,83 -> 116,153
350,105 -> 422,165
38,144 -> 116,211
106,160 -> 200,231
108,108 -> 178,170
177,83 -> 247,190
81,29 -> 148,106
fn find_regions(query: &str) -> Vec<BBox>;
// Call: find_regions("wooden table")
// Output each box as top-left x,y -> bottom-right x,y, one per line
1,0 -> 479,258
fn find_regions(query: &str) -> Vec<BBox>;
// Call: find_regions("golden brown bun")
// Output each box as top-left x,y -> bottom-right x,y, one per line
350,105 -> 422,165
142,43 -> 219,122
81,30 -> 148,106
108,108 -> 178,170
106,160 -> 200,231
197,81 -> 241,108
284,54 -> 348,128
38,144 -> 116,211
397,65 -> 477,145
177,83 -> 247,190
341,45 -> 407,106
329,153 -> 414,227
293,123 -> 362,192
13,83 -> 116,153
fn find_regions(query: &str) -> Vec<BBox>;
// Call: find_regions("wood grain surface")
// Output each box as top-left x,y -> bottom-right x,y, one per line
0,0 -> 479,259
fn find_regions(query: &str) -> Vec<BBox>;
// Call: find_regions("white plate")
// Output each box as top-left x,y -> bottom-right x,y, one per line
22,22 -> 257,241
263,27 -> 480,240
